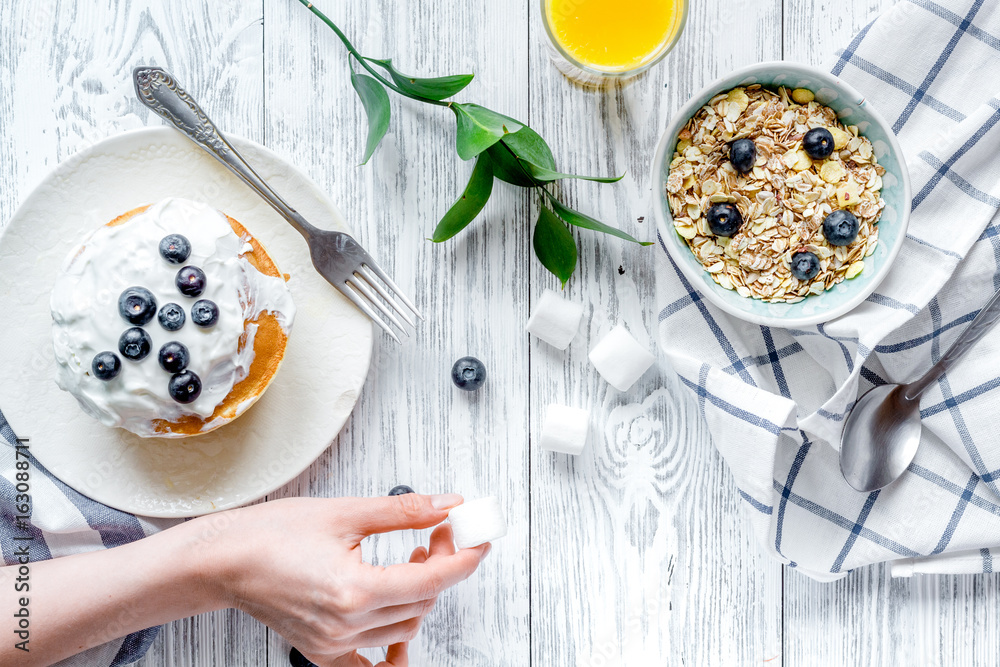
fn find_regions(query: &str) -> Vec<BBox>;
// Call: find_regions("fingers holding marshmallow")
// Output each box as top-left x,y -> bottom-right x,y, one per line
448,496 -> 508,550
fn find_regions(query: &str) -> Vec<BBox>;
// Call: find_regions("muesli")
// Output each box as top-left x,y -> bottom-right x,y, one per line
666,85 -> 885,303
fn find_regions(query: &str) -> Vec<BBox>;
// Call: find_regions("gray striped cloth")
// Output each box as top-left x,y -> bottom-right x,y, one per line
1,409 -> 181,665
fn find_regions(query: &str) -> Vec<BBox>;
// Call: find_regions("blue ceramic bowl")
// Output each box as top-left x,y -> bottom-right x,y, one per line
650,61 -> 911,328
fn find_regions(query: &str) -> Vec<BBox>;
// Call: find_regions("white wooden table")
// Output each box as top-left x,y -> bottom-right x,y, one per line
3,0 -> 1000,665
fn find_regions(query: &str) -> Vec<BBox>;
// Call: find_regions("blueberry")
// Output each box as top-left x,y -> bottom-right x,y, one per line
802,128 -> 835,160
706,203 -> 743,237
176,266 -> 207,297
159,234 -> 191,264
822,210 -> 860,246
158,341 -> 190,373
168,370 -> 202,404
118,327 -> 152,361
790,251 -> 821,281
289,648 -> 319,667
158,303 -> 186,331
191,299 -> 220,327
388,485 -> 415,496
92,352 -> 121,381
729,138 -> 757,174
118,287 -> 157,326
451,356 -> 486,391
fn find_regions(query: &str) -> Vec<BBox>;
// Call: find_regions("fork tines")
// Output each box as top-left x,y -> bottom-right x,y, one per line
340,262 -> 421,344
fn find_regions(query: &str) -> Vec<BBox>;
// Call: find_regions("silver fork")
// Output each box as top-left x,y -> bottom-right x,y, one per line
132,66 -> 420,343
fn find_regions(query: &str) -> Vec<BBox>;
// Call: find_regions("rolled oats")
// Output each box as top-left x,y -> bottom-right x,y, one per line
667,85 -> 886,303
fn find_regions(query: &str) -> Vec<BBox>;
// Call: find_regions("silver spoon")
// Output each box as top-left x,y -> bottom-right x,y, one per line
840,289 -> 1000,492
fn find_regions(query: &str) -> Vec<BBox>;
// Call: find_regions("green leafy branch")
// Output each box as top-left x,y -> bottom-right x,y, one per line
299,0 -> 652,286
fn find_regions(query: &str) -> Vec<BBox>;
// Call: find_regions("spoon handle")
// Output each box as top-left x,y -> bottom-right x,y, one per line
904,287 -> 1000,400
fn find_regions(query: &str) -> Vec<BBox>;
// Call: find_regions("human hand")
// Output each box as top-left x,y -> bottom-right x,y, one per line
196,494 -> 489,667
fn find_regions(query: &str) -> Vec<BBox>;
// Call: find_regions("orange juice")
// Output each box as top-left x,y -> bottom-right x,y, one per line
544,0 -> 685,73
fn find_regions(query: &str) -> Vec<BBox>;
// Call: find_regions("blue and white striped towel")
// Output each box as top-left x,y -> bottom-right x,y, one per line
0,410 -> 181,664
656,0 -> 1000,581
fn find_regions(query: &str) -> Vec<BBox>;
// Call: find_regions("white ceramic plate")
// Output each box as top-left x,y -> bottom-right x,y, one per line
0,127 -> 373,517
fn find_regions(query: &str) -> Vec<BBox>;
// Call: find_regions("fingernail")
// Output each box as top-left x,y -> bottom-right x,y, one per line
430,493 -> 463,510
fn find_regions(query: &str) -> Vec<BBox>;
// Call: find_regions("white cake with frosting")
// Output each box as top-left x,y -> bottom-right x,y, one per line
50,197 -> 295,438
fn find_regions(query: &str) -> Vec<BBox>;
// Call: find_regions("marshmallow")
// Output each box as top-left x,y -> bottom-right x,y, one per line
448,496 -> 508,549
588,324 -> 656,391
539,404 -> 590,455
525,289 -> 585,350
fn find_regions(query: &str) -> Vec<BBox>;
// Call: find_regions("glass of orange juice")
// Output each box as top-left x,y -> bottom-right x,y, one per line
541,0 -> 688,86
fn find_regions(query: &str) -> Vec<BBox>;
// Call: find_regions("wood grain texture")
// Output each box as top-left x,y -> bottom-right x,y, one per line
0,1 -> 267,665
526,0 -> 785,663
261,1 -> 530,665
4,0 -> 1000,665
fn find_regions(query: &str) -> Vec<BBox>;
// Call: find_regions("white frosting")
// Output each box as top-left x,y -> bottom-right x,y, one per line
50,198 -> 295,437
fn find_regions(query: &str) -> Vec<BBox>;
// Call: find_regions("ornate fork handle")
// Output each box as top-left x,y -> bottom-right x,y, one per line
132,66 -> 317,239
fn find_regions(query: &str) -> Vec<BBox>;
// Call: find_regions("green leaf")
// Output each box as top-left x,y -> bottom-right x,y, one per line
548,195 -> 653,246
350,70 -> 391,165
366,58 -> 473,101
487,126 -> 556,186
526,162 -> 625,183
533,206 -> 578,287
431,154 -> 495,242
486,144 -> 535,187
452,103 -> 524,161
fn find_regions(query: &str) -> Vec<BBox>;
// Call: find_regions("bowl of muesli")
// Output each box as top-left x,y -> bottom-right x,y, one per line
651,61 -> 911,328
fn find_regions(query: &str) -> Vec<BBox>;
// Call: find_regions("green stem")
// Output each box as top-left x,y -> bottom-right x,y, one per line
298,0 -> 448,107
539,185 -> 558,205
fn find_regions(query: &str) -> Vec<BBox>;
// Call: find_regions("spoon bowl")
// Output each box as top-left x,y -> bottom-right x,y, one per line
840,384 -> 922,492
839,283 -> 1000,491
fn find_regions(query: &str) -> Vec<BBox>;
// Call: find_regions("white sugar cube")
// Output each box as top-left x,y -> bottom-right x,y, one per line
540,404 -> 590,455
448,496 -> 508,549
589,325 -> 656,391
525,289 -> 585,350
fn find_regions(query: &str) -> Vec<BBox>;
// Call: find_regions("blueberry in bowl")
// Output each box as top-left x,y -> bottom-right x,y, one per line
803,127 -> 835,160
790,251 -> 821,281
706,203 -> 742,237
823,210 -> 860,247
729,139 -> 756,174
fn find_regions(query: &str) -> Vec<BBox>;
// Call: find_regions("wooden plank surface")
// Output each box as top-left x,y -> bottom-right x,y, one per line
524,0 -> 785,664
260,1 -> 531,666
0,2 -> 269,666
780,3 -> 1000,666
2,0 -> 1000,665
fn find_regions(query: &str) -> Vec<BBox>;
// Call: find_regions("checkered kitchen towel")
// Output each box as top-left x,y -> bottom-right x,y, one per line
656,0 -> 1000,581
0,410 -> 182,664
